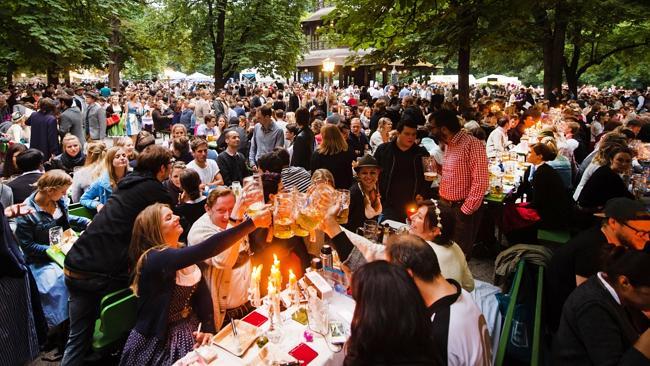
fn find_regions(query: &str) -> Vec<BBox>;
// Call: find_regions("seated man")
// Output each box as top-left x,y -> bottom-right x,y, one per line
257,148 -> 311,193
187,187 -> 253,329
388,234 -> 492,365
187,137 -> 224,187
216,129 -> 251,186
7,149 -> 44,203
546,197 -> 650,332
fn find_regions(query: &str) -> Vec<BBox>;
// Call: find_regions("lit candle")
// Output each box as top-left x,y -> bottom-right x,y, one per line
268,281 -> 276,296
289,270 -> 297,287
271,266 -> 282,289
273,253 -> 280,267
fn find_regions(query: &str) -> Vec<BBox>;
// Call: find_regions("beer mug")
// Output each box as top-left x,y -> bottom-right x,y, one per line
243,174 -> 265,215
49,226 -> 63,247
422,156 -> 437,182
336,189 -> 350,224
292,192 -> 310,237
273,192 -> 295,239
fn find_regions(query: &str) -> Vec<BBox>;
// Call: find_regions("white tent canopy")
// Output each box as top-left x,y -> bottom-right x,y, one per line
428,74 -> 477,85
162,69 -> 187,81
186,72 -> 213,82
475,74 -> 521,85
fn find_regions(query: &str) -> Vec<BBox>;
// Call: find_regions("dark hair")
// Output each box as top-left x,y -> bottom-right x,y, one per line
16,149 -> 44,172
38,98 -> 56,114
497,117 -> 509,127
274,147 -> 290,167
135,131 -> 155,152
261,172 -> 281,203
605,247 -> 650,288
3,143 -> 27,178
136,145 -> 172,175
627,119 -> 643,128
286,123 -> 299,136
345,261 -> 434,365
295,107 -> 310,128
396,118 -> 418,133
58,95 -> 73,108
257,151 -> 283,173
387,234 -> 442,281
172,136 -> 190,153
258,105 -> 272,117
530,142 -> 557,161
420,201 -> 454,246
604,145 -> 634,166
180,168 -> 202,200
275,109 -> 285,119
430,109 -> 461,133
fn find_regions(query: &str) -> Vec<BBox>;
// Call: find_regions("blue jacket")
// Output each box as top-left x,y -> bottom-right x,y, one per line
80,172 -> 112,209
15,192 -> 90,262
27,111 -> 60,160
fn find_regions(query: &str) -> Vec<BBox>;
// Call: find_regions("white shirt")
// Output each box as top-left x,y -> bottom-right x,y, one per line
429,241 -> 475,292
485,126 -> 509,158
187,159 -> 220,185
430,286 -> 493,366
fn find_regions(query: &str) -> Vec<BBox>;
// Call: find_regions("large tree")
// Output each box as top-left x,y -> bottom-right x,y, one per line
156,0 -> 306,88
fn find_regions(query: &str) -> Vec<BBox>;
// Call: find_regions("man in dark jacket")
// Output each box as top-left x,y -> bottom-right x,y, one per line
7,149 -> 44,204
27,98 -> 60,160
290,107 -> 314,171
374,119 -> 430,222
62,145 -> 173,366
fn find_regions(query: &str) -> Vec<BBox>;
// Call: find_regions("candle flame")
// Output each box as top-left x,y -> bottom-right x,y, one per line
273,253 -> 279,266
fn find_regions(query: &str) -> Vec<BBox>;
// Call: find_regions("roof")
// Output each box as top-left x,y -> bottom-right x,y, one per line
297,48 -> 371,67
302,6 -> 335,23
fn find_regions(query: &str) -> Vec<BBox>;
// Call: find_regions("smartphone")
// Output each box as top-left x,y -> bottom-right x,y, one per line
328,321 -> 346,344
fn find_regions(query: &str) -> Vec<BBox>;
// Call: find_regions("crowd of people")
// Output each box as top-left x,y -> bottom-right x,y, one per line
0,78 -> 649,365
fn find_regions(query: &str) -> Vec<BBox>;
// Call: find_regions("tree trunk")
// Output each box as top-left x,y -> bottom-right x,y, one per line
209,0 -> 227,89
63,67 -> 71,85
47,66 -> 59,85
458,36 -> 471,114
550,0 -> 568,92
108,16 -> 121,89
4,61 -> 14,86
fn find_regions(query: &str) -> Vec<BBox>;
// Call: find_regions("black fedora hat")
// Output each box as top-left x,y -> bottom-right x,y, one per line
354,154 -> 381,172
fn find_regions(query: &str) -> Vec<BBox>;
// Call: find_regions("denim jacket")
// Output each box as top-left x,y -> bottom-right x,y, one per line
16,192 -> 90,262
80,172 -> 113,210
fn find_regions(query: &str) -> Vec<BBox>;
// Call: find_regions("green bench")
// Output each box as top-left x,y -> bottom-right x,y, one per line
92,288 -> 137,353
537,228 -> 570,245
69,203 -> 95,220
495,260 -> 545,366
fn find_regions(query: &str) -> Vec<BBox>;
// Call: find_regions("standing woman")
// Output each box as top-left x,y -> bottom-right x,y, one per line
106,95 -> 125,137
369,117 -> 392,153
174,169 -> 207,242
80,146 -> 129,211
290,107 -> 314,170
310,124 -> 356,190
70,142 -> 107,202
48,135 -> 86,175
119,202 -> 271,365
345,155 -> 382,233
26,98 -> 59,160
15,170 -> 90,337
125,93 -> 143,141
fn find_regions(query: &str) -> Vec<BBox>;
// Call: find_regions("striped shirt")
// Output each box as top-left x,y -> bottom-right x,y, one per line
281,166 -> 312,193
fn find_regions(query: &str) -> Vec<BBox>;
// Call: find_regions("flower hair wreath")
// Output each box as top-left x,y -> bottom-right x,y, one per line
430,199 -> 443,231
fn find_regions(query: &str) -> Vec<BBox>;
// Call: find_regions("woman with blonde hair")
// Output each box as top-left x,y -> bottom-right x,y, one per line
115,135 -> 137,162
310,124 -> 355,189
15,170 -> 90,350
71,141 -> 107,202
369,117 -> 393,153
48,134 -> 85,175
80,146 -> 129,211
119,198 -> 271,365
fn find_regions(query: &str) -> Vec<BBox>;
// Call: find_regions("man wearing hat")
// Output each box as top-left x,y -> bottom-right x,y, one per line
546,197 -> 650,332
73,86 -> 86,112
82,91 -> 106,142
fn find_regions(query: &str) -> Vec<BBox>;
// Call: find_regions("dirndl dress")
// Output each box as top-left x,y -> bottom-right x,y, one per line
29,261 -> 69,328
126,103 -> 142,136
119,284 -> 199,366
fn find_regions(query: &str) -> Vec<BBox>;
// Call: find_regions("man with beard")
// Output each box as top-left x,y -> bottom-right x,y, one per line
546,197 -> 650,332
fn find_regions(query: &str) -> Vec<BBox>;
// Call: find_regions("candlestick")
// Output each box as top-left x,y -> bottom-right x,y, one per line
249,264 -> 263,307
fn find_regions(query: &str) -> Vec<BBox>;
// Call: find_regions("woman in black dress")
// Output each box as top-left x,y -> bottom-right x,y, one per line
578,145 -> 634,211
310,124 -> 355,190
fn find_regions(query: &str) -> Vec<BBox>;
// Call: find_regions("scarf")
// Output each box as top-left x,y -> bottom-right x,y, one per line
60,151 -> 86,172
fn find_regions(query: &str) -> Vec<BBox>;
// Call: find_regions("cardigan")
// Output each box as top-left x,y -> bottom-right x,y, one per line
133,219 -> 256,339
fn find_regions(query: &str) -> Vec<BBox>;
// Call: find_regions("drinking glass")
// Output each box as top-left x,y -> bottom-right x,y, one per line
231,181 -> 242,198
362,220 -> 379,242
292,192 -> 310,237
336,189 -> 350,224
422,156 -> 437,182
49,226 -> 63,247
243,174 -> 265,215
273,192 -> 295,239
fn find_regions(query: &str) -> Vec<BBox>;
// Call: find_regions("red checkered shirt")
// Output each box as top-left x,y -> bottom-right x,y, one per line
439,130 -> 489,215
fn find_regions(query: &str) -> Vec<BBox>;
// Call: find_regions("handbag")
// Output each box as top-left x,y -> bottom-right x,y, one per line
106,113 -> 121,127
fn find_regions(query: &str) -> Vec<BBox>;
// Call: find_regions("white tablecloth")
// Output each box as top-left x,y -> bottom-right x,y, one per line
190,292 -> 355,366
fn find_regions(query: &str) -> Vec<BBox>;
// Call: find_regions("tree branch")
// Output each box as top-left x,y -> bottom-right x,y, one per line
576,39 -> 650,77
